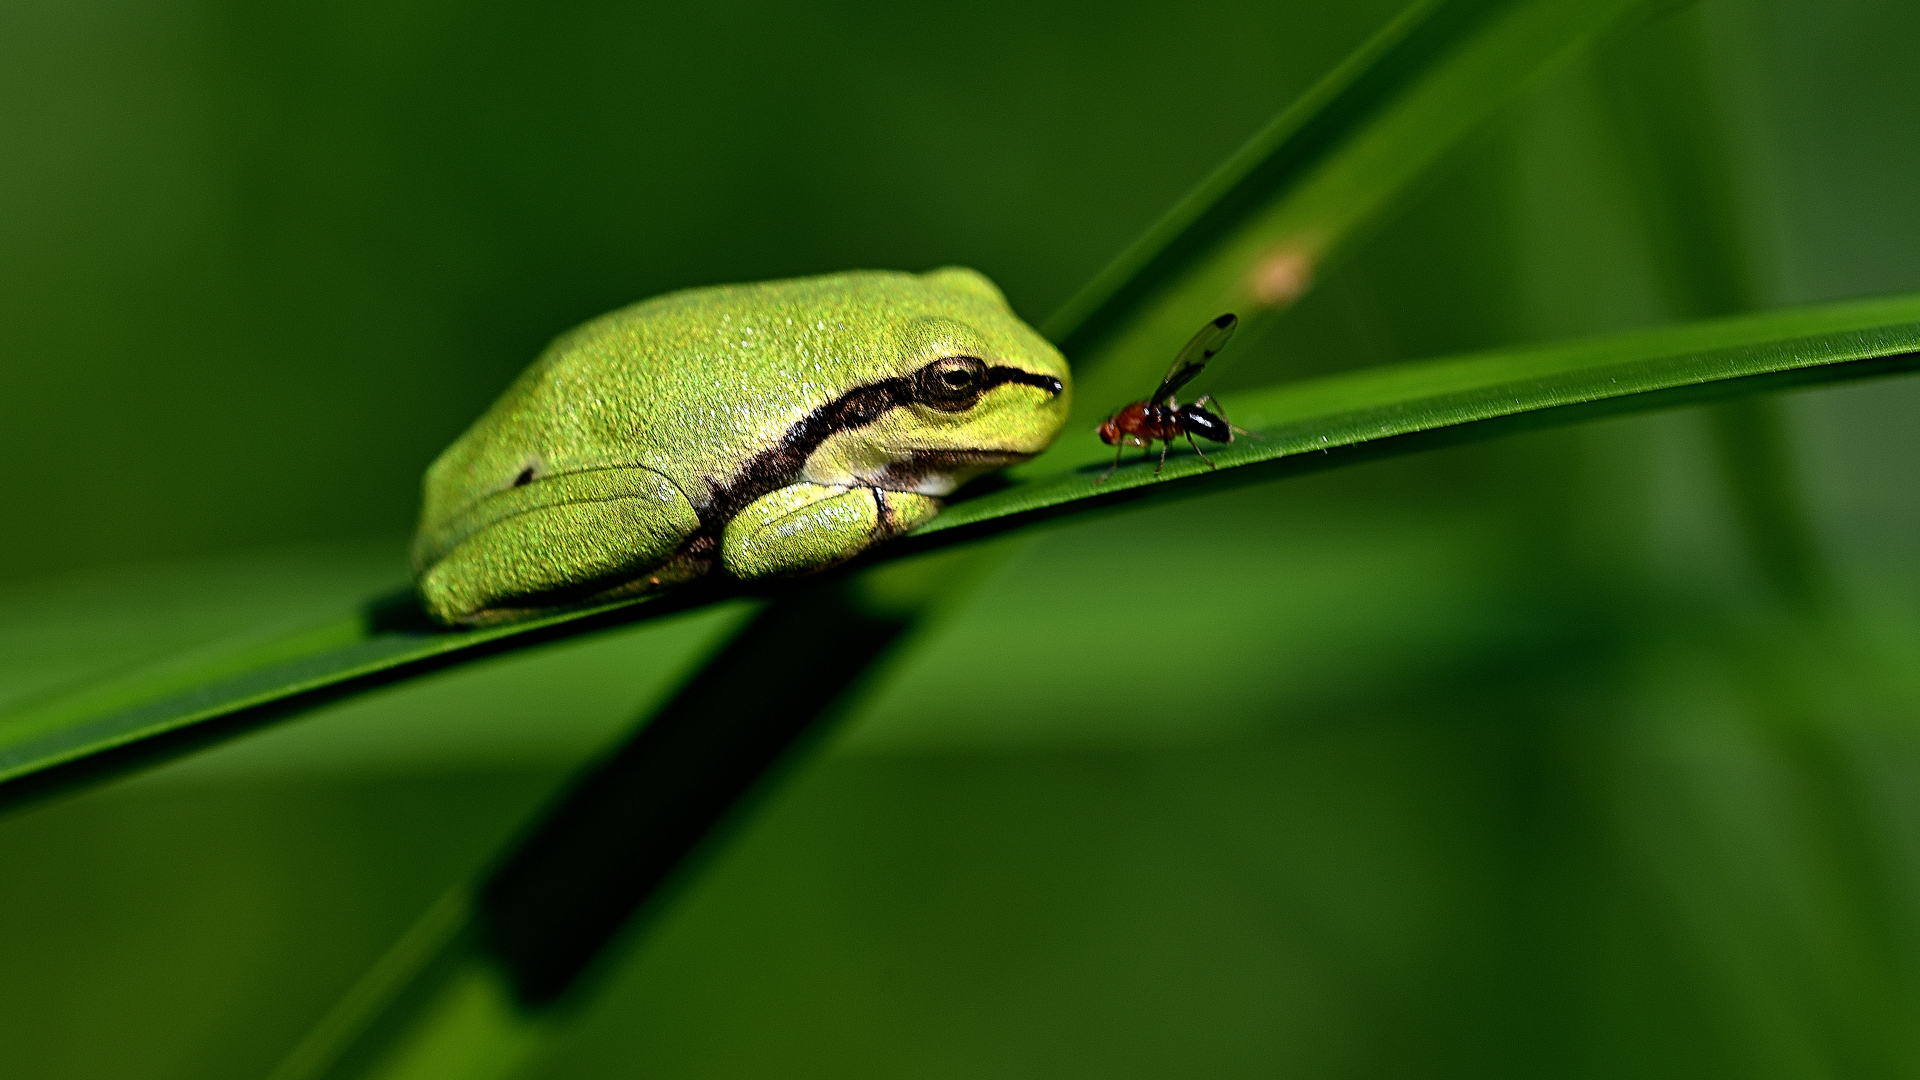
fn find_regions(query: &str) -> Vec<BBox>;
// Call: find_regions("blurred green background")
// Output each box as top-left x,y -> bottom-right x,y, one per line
6,0 -> 1920,1076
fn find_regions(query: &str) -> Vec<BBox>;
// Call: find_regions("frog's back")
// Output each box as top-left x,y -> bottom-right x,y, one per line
434,273 -> 964,511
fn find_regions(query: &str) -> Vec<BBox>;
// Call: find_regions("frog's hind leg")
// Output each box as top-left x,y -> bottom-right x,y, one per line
721,483 -> 941,581
416,466 -> 700,626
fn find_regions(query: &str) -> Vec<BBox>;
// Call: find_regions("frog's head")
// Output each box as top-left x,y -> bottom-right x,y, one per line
802,267 -> 1072,495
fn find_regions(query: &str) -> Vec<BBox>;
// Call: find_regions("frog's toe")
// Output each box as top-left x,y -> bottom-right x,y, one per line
874,489 -> 942,537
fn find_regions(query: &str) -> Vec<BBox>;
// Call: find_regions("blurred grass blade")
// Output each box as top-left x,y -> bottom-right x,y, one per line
269,577 -> 914,1080
1046,0 -> 1657,437
265,888 -> 541,1080
0,0 -> 1650,807
1602,8 -> 1825,604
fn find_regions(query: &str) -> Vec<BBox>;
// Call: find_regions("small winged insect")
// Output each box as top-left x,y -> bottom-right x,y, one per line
1096,312 -> 1244,482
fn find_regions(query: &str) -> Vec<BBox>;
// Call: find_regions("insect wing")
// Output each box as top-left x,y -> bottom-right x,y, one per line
1151,313 -> 1238,404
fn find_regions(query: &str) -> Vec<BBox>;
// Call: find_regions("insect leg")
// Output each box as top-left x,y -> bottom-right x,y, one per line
1186,430 -> 1217,469
1193,394 -> 1253,439
1097,440 -> 1125,484
1156,438 -> 1170,475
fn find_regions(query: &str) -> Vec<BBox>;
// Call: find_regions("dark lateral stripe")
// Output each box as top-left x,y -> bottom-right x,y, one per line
696,365 -> 1061,531
696,377 -> 916,529
985,366 -> 1064,396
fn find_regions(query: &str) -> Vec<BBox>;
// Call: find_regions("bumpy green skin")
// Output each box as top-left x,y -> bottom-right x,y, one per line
411,268 -> 1071,625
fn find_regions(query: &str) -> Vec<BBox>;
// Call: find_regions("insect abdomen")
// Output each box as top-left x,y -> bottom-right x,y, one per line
1181,405 -> 1232,443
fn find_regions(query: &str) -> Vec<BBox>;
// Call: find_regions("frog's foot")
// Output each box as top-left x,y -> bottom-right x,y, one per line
721,483 -> 941,581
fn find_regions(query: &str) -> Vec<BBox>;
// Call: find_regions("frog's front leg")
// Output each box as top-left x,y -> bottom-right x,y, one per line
721,483 -> 941,580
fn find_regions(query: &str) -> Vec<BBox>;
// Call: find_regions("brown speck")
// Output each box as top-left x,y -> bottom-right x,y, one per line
1247,245 -> 1314,307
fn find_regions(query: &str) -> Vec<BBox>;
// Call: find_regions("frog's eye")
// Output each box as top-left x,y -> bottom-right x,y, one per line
915,356 -> 988,412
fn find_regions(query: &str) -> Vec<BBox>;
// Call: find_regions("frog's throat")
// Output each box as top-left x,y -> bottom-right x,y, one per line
866,448 -> 1032,495
693,365 -> 1061,535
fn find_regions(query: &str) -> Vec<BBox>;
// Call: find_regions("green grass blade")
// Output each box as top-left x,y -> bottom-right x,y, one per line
6,294 -> 1917,805
924,294 -> 1920,541
0,592 -> 715,803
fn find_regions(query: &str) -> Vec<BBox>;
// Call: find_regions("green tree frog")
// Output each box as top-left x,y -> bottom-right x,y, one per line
410,268 -> 1071,625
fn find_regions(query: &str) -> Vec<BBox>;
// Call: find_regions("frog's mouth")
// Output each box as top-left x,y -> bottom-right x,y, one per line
872,448 -> 1034,496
